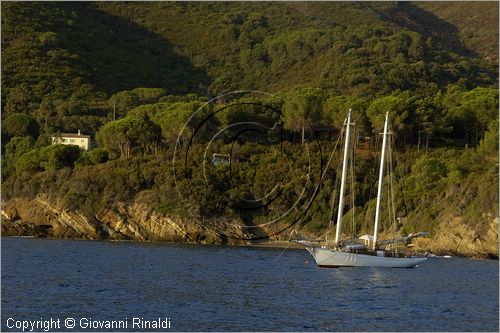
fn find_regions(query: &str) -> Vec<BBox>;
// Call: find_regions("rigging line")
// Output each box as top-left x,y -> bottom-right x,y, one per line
389,133 -> 397,227
326,128 -> 345,242
386,146 -> 392,236
273,228 -> 300,262
313,125 -> 344,242
323,117 -> 354,243
392,136 -> 411,216
328,134 -> 344,228
272,243 -> 292,262
328,172 -> 339,225
368,132 -> 380,204
327,167 -> 340,243
285,122 -> 345,255
287,125 -> 344,245
386,132 -> 397,236
277,196 -> 316,261
320,125 -> 344,184
350,125 -> 357,238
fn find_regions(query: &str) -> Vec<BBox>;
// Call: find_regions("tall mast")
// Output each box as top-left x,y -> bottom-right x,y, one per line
373,111 -> 389,250
334,109 -> 352,246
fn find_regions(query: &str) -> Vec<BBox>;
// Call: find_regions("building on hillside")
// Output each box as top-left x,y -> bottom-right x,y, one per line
52,130 -> 91,150
211,153 -> 244,166
211,153 -> 232,166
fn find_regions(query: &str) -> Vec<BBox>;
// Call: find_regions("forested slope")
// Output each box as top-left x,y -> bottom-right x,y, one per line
1,1 -> 498,257
415,1 -> 499,63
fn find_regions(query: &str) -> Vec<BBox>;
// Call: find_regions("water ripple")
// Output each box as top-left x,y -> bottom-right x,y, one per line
1,238 -> 498,332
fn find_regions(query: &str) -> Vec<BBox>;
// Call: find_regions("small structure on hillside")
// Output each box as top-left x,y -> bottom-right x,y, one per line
212,153 -> 231,166
52,130 -> 91,150
211,153 -> 244,166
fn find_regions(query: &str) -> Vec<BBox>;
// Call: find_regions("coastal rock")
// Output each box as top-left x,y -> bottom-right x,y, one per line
2,195 -> 498,258
1,196 -> 103,239
413,216 -> 499,259
95,202 -> 225,244
1,195 -> 229,245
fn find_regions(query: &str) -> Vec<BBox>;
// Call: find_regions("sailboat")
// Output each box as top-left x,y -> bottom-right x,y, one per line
294,110 -> 428,268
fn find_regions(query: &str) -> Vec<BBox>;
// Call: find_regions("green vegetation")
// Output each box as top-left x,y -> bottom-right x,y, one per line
1,1 -> 498,240
2,113 -> 39,138
414,2 -> 499,63
14,144 -> 81,174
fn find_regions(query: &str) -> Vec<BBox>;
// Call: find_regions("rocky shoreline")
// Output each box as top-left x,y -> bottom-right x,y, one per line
2,195 -> 498,259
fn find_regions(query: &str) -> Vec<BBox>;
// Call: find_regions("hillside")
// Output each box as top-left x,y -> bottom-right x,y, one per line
1,2 -> 498,257
415,1 -> 499,63
2,2 -> 498,97
2,1 -> 498,135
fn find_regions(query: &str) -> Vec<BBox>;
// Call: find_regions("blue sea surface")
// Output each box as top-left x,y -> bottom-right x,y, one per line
1,237 -> 498,331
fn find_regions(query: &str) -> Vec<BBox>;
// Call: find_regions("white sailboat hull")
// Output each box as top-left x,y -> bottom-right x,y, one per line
307,247 -> 427,268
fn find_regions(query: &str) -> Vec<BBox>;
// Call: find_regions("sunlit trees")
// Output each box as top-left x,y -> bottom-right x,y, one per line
366,91 -> 415,143
96,116 -> 161,158
414,96 -> 452,150
283,88 -> 324,146
15,144 -> 81,174
444,87 -> 498,146
323,95 -> 370,135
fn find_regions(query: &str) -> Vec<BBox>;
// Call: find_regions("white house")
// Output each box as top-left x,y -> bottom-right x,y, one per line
52,130 -> 91,150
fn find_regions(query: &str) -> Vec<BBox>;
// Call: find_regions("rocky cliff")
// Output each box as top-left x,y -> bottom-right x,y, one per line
1,195 -> 237,245
2,195 -> 498,258
413,216 -> 498,259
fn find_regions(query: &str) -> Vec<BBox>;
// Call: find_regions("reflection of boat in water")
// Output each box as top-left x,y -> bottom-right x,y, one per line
294,110 -> 428,268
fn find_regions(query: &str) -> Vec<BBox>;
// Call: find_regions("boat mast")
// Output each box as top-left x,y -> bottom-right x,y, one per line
334,109 -> 352,246
373,111 -> 389,250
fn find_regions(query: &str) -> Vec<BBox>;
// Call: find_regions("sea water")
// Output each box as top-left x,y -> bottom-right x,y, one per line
1,237 -> 498,331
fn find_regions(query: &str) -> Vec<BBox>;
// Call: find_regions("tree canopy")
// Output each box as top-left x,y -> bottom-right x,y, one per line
0,1 -> 498,244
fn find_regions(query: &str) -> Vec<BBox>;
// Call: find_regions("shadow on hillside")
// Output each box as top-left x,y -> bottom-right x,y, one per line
54,2 -> 210,95
371,2 -> 477,58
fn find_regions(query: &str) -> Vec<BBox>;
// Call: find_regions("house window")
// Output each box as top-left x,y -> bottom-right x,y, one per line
70,139 -> 75,143
81,139 -> 84,143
